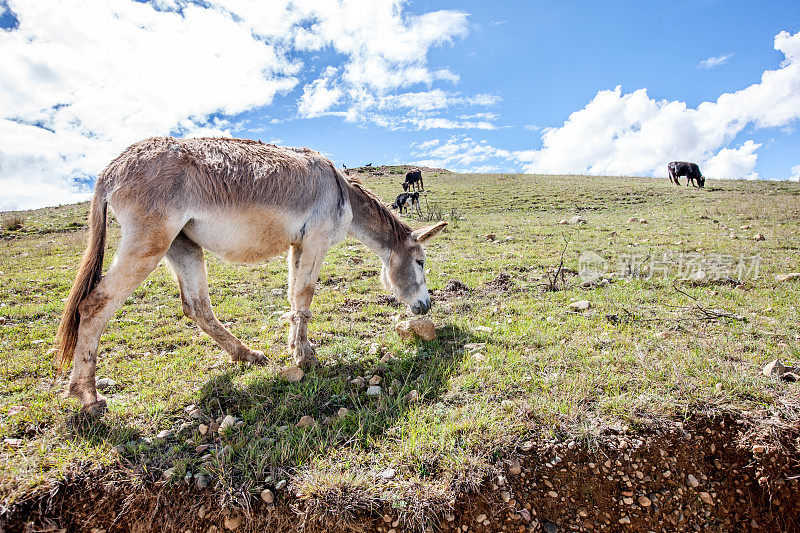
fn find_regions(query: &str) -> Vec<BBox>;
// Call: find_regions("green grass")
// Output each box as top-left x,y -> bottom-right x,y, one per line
1,173 -> 799,514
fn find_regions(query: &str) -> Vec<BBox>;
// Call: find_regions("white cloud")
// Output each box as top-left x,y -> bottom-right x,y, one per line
515,30 -> 800,179
411,136 -> 511,171
790,164 -> 800,182
0,0 -> 476,210
697,53 -> 734,70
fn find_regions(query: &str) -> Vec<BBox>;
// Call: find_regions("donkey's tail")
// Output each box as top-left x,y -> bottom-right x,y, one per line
55,183 -> 108,366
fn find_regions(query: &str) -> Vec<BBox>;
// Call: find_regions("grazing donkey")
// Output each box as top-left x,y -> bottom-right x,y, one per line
667,161 -> 705,188
391,191 -> 419,214
56,137 -> 447,416
402,170 -> 424,191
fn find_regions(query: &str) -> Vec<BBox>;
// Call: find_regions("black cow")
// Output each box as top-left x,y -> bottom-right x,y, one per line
668,161 -> 705,188
402,169 -> 424,191
391,192 -> 419,214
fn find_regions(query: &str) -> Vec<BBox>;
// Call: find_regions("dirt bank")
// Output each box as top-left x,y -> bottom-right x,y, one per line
3,414 -> 799,532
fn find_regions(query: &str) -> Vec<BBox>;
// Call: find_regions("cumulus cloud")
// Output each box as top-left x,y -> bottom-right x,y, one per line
514,30 -> 800,179
0,0 -> 476,210
697,53 -> 734,70
790,164 -> 800,182
411,136 -> 511,171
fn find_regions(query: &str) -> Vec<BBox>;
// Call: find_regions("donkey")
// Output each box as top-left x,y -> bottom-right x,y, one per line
56,137 -> 447,416
402,170 -> 423,191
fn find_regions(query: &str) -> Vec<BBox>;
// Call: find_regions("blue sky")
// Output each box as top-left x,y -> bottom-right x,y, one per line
1,0 -> 799,209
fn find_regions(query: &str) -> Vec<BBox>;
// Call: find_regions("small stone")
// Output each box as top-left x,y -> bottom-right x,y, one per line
687,474 -> 700,488
569,300 -> 591,311
476,514 -> 487,523
219,415 -> 238,433
752,444 -> 766,453
619,516 -> 631,524
569,215 -> 587,225
162,467 -> 175,479
157,429 -> 174,439
188,408 -> 203,419
474,325 -> 492,333
627,217 -> 639,223
223,514 -> 242,530
260,488 -> 274,503
752,233 -> 766,241
501,491 -> 511,502
638,495 -> 651,507
270,288 -> 285,296
519,509 -> 531,522
366,385 -> 382,396
198,505 -> 207,518
544,522 -> 558,533
369,375 -> 382,386
349,256 -> 364,265
337,407 -> 350,419
548,491 -> 558,498
195,444 -> 210,454
484,233 -> 496,241
558,219 -> 568,225
297,415 -> 316,429
279,366 -> 305,382
198,424 -> 209,435
699,491 -> 714,505
368,343 -> 380,355
405,389 -> 419,403
639,218 -> 648,224
95,377 -> 117,391
275,479 -> 287,490
654,330 -> 671,340
509,459 -> 522,475
351,376 -> 366,387
622,497 -> 633,505
195,474 -> 211,489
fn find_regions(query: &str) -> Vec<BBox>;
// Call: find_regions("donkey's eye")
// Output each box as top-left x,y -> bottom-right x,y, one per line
416,260 -> 425,268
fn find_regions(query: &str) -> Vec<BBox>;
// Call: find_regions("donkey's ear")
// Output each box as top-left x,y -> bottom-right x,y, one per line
411,221 -> 447,243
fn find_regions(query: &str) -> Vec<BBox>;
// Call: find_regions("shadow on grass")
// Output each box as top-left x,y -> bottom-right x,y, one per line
189,322 -> 473,495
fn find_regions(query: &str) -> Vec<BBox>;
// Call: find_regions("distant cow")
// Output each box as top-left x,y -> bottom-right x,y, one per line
391,192 -> 419,214
403,169 -> 424,191
668,161 -> 705,188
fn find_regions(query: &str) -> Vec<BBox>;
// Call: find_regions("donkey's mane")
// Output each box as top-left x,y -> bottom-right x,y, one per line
344,175 -> 412,245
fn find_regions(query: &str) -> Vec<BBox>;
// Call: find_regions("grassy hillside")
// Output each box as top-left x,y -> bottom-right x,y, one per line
1,172 -> 799,528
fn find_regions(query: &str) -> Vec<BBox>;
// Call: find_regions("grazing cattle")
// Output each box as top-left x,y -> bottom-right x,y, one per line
403,169 -> 424,191
668,161 -> 705,188
392,192 -> 420,214
55,137 -> 447,416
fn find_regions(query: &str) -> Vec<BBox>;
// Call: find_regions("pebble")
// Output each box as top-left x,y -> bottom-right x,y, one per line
219,415 -> 238,433
156,429 -> 174,439
366,385 -> 382,396
638,495 -> 651,507
279,366 -> 305,382
569,300 -> 591,311
544,522 -> 558,533
275,479 -> 287,490
405,389 -> 419,403
95,377 -> 117,391
195,474 -> 211,489
162,467 -> 175,479
260,488 -> 274,503
699,491 -> 714,505
337,407 -> 350,419
476,514 -> 487,523
223,514 -> 242,530
509,459 -> 522,475
198,424 -> 209,435
381,468 -> 396,480
687,474 -> 700,488
297,415 -> 316,429
369,375 -> 382,386
395,318 -> 437,341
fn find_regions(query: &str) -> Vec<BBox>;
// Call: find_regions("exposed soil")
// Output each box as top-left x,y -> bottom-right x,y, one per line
4,413 -> 799,532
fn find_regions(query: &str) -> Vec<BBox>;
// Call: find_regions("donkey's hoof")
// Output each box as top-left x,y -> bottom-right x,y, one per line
232,349 -> 267,365
80,397 -> 108,418
294,345 -> 319,371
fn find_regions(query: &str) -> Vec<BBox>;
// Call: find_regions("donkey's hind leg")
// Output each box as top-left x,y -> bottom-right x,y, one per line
69,233 -> 173,416
165,233 -> 266,365
285,237 -> 329,370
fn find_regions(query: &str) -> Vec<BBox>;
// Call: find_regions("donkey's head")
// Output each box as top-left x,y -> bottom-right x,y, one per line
381,221 -> 447,315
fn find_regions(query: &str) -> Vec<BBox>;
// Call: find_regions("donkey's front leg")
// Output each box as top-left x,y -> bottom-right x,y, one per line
285,240 -> 328,370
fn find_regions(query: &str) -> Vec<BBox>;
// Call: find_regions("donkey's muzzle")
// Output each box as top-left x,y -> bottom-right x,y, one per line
410,298 -> 431,315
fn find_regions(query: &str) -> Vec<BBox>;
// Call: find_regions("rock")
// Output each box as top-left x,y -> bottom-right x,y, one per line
622,497 -> 633,505
654,330 -> 671,339
395,318 -> 436,341
569,215 -> 587,225
619,516 -> 631,524
752,233 -> 766,241
336,407 -> 350,420
95,377 -> 117,391
223,514 -> 242,530
198,424 -> 209,435
260,488 -> 274,503
162,467 -> 175,479
775,272 -> 800,282
544,522 -> 558,533
484,233 -> 496,241
476,514 -> 487,523
501,491 -> 511,502
351,376 -> 366,388
381,468 -> 396,479
404,389 -> 419,403
297,415 -> 316,429
275,479 -> 287,490
519,509 -> 531,522
270,288 -> 285,296
548,491 -> 559,498
639,218 -> 648,224
195,444 -> 210,454
569,300 -> 591,311
195,474 -> 211,489
752,444 -> 766,453
366,385 -> 382,396
763,359 -> 800,381
509,459 -> 522,475
699,491 -> 714,505
279,366 -> 305,382
687,474 -> 700,488
369,375 -> 382,386
638,495 -> 652,507
198,505 -> 207,519
627,217 -> 639,223
558,219 -> 568,225
368,342 -> 380,355
156,429 -> 174,439
188,408 -> 203,419
219,415 -> 238,433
